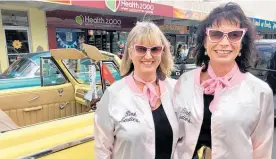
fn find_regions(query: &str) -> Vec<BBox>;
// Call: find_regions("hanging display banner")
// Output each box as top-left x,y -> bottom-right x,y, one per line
56,34 -> 77,48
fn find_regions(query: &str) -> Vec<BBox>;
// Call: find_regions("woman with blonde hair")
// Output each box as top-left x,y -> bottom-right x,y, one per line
94,21 -> 178,159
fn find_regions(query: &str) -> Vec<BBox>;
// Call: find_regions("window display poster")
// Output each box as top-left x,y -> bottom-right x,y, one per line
56,28 -> 86,49
66,32 -> 73,42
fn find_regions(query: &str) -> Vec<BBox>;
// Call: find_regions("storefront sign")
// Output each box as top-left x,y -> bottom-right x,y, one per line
75,15 -> 122,28
250,18 -> 276,30
118,0 -> 155,14
173,8 -> 207,21
159,25 -> 188,34
72,0 -> 173,17
47,10 -> 136,30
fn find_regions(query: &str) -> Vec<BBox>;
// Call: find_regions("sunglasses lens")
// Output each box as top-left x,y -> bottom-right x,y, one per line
135,45 -> 147,55
134,45 -> 163,56
209,30 -> 224,42
151,46 -> 163,55
228,30 -> 244,42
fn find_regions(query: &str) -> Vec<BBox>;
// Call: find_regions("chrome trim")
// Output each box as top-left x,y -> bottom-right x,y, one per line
59,102 -> 69,109
17,135 -> 94,159
28,96 -> 39,102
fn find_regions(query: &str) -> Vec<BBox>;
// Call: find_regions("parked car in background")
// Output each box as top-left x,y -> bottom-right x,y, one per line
171,46 -> 197,79
0,44 -> 121,159
251,39 -> 276,117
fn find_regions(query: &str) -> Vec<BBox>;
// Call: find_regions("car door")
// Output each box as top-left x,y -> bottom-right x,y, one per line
74,60 -> 121,108
0,57 -> 77,127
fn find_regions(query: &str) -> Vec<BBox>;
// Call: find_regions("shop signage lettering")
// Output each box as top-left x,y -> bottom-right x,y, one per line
75,15 -> 122,28
250,18 -> 276,30
105,0 -> 155,14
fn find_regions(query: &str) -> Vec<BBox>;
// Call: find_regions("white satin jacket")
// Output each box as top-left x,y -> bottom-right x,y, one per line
94,74 -> 178,159
173,68 -> 274,159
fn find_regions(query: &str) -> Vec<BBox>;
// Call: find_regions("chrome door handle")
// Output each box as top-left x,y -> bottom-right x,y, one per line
60,102 -> 69,109
23,106 -> 42,112
28,96 -> 39,102
58,88 -> 63,96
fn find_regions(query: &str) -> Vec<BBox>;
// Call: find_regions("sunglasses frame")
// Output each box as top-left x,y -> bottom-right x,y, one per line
133,44 -> 164,56
206,28 -> 248,43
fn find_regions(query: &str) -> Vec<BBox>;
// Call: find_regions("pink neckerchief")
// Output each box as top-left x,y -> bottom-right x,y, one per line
132,73 -> 159,108
200,62 -> 245,112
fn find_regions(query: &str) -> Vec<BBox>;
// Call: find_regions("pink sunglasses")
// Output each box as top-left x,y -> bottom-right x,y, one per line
206,28 -> 247,43
133,44 -> 164,56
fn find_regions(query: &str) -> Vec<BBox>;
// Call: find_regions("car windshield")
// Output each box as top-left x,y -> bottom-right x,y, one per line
255,44 -> 274,65
62,58 -> 121,85
2,58 -> 36,78
62,58 -> 97,84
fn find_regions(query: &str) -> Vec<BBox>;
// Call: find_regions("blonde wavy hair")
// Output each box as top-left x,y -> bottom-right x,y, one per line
120,21 -> 174,80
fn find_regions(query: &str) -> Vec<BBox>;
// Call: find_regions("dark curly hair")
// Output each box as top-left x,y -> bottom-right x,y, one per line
195,2 -> 256,73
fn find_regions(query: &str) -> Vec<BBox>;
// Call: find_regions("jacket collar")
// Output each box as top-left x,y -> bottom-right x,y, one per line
125,73 -> 166,95
194,66 -> 245,88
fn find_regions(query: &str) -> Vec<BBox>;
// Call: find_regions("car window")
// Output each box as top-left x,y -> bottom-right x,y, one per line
41,58 -> 67,86
34,68 -> 40,76
254,44 -> 273,69
62,59 -> 97,84
62,59 -> 121,85
186,47 -> 196,64
2,58 -> 35,78
104,62 -> 121,84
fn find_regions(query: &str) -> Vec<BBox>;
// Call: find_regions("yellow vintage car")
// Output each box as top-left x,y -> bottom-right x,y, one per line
0,44 -> 121,159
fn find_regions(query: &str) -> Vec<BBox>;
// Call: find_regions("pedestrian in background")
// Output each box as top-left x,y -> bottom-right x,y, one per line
174,2 -> 274,159
94,21 -> 178,159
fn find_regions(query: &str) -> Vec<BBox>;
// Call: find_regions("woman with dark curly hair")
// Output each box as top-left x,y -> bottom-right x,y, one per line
173,2 -> 274,159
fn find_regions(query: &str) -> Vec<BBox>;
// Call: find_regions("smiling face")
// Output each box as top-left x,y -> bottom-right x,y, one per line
129,36 -> 163,78
205,18 -> 245,66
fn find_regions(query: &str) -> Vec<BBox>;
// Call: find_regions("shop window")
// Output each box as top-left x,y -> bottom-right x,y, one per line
1,10 -> 29,26
56,28 -> 86,49
4,29 -> 31,65
87,30 -> 128,54
2,10 -> 31,65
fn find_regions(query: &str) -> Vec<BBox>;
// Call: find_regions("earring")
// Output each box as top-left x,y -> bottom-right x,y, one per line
238,53 -> 241,56
204,51 -> 207,55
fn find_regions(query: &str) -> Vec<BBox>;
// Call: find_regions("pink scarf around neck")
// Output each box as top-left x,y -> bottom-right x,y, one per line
132,73 -> 159,108
200,62 -> 245,112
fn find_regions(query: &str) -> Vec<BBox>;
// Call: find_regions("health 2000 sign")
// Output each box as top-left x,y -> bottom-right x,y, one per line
75,15 -> 122,28
106,0 -> 154,14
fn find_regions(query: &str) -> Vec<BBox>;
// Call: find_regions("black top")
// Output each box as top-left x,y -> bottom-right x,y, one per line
152,104 -> 173,159
193,94 -> 214,158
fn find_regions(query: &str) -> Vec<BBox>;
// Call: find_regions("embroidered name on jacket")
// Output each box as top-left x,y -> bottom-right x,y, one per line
179,108 -> 191,123
119,110 -> 140,123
